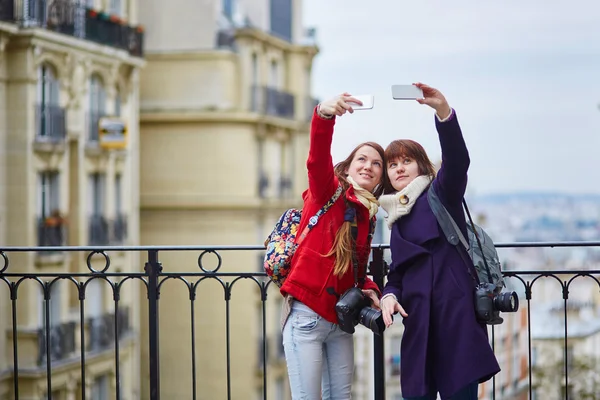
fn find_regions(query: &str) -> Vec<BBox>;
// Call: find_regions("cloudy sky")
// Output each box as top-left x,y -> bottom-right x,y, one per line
302,0 -> 600,196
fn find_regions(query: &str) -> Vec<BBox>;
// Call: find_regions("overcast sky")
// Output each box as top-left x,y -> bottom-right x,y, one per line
302,0 -> 600,196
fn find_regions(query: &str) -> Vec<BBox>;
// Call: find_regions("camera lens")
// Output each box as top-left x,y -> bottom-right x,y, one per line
494,291 -> 519,313
358,307 -> 386,336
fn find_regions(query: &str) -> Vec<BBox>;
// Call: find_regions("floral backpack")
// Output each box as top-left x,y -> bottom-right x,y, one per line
263,186 -> 343,287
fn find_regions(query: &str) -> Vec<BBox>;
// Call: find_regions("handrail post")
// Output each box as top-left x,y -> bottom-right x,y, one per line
145,250 -> 162,400
369,247 -> 387,400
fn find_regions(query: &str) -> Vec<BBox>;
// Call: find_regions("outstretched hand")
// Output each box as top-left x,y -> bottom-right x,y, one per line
381,295 -> 408,328
414,82 -> 452,120
319,93 -> 363,117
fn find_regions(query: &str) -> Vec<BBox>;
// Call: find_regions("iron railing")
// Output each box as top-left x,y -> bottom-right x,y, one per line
37,217 -> 66,246
0,242 -> 599,400
88,215 -> 109,245
3,0 -> 144,57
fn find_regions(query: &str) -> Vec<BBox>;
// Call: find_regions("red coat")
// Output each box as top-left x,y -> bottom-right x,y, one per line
280,109 -> 381,323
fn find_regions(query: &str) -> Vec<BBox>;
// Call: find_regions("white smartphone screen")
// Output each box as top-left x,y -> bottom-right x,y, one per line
347,94 -> 374,110
391,85 -> 423,100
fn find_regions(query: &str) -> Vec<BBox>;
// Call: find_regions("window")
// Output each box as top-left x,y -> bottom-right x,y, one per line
92,375 -> 109,400
257,140 -> 268,198
222,0 -> 233,19
114,91 -> 121,117
113,174 -> 126,243
38,171 -> 64,246
251,53 -> 258,86
115,174 -> 123,214
270,0 -> 292,42
109,0 -> 122,16
89,173 -> 108,245
38,280 -> 62,328
38,171 -> 60,219
37,64 -> 63,141
89,75 -> 106,141
269,60 -> 279,89
89,173 -> 106,216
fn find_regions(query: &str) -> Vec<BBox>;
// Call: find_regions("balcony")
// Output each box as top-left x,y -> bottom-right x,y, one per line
88,214 -> 109,245
112,213 -> 127,244
1,0 -> 144,57
35,104 -> 66,144
251,85 -> 295,119
37,216 -> 66,246
37,321 -> 76,365
88,307 -> 131,352
1,242 -> 600,399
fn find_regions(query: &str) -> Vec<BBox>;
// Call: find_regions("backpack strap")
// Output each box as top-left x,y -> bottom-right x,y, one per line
296,185 -> 343,245
427,185 -> 478,284
427,184 -> 494,284
427,185 -> 469,250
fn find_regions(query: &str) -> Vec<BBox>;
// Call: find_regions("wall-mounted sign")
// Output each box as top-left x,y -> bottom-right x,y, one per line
99,117 -> 127,150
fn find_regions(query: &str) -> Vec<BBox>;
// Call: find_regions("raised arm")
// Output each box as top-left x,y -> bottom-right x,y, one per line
433,110 -> 470,205
306,110 -> 337,204
306,94 -> 364,203
414,83 -> 470,206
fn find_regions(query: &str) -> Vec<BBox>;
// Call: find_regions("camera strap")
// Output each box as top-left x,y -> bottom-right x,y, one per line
346,205 -> 362,286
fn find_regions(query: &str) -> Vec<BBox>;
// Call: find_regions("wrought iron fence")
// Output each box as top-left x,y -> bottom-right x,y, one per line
0,242 -> 599,400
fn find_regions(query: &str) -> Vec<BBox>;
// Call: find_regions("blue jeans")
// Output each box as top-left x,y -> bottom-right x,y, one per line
404,381 -> 478,400
282,301 -> 354,400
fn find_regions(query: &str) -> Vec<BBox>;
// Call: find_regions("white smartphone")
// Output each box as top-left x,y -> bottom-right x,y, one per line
391,85 -> 423,100
347,94 -> 374,110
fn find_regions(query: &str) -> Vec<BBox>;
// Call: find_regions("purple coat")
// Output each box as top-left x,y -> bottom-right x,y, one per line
383,111 -> 500,398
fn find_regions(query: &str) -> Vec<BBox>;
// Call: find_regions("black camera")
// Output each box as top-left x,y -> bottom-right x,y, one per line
335,287 -> 385,335
474,282 -> 519,325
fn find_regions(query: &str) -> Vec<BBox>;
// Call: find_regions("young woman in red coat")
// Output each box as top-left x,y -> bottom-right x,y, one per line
379,83 -> 500,400
280,93 -> 386,399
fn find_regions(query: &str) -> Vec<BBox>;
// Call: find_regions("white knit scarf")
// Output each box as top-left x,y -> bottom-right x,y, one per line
378,175 -> 433,229
346,175 -> 379,218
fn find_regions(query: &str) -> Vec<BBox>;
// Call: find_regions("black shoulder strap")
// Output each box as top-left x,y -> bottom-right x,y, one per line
427,184 -> 493,284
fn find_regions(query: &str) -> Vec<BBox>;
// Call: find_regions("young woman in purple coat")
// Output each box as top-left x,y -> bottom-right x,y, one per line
378,83 -> 500,400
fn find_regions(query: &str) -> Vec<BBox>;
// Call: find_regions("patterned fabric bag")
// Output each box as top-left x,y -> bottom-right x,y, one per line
263,186 -> 342,288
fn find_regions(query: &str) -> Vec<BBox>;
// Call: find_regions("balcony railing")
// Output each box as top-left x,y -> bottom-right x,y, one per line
1,0 -> 144,57
1,242 -> 600,400
112,213 -> 127,244
251,85 -> 295,119
88,307 -> 130,352
0,0 -> 14,21
88,214 -> 109,245
37,216 -> 66,246
35,103 -> 66,143
37,321 -> 76,365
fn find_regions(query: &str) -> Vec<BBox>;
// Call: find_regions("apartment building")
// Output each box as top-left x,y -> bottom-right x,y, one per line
138,0 -> 318,398
0,0 -> 144,398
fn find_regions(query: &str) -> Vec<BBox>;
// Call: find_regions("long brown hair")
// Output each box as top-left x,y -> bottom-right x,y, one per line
383,139 -> 436,194
326,142 -> 386,278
